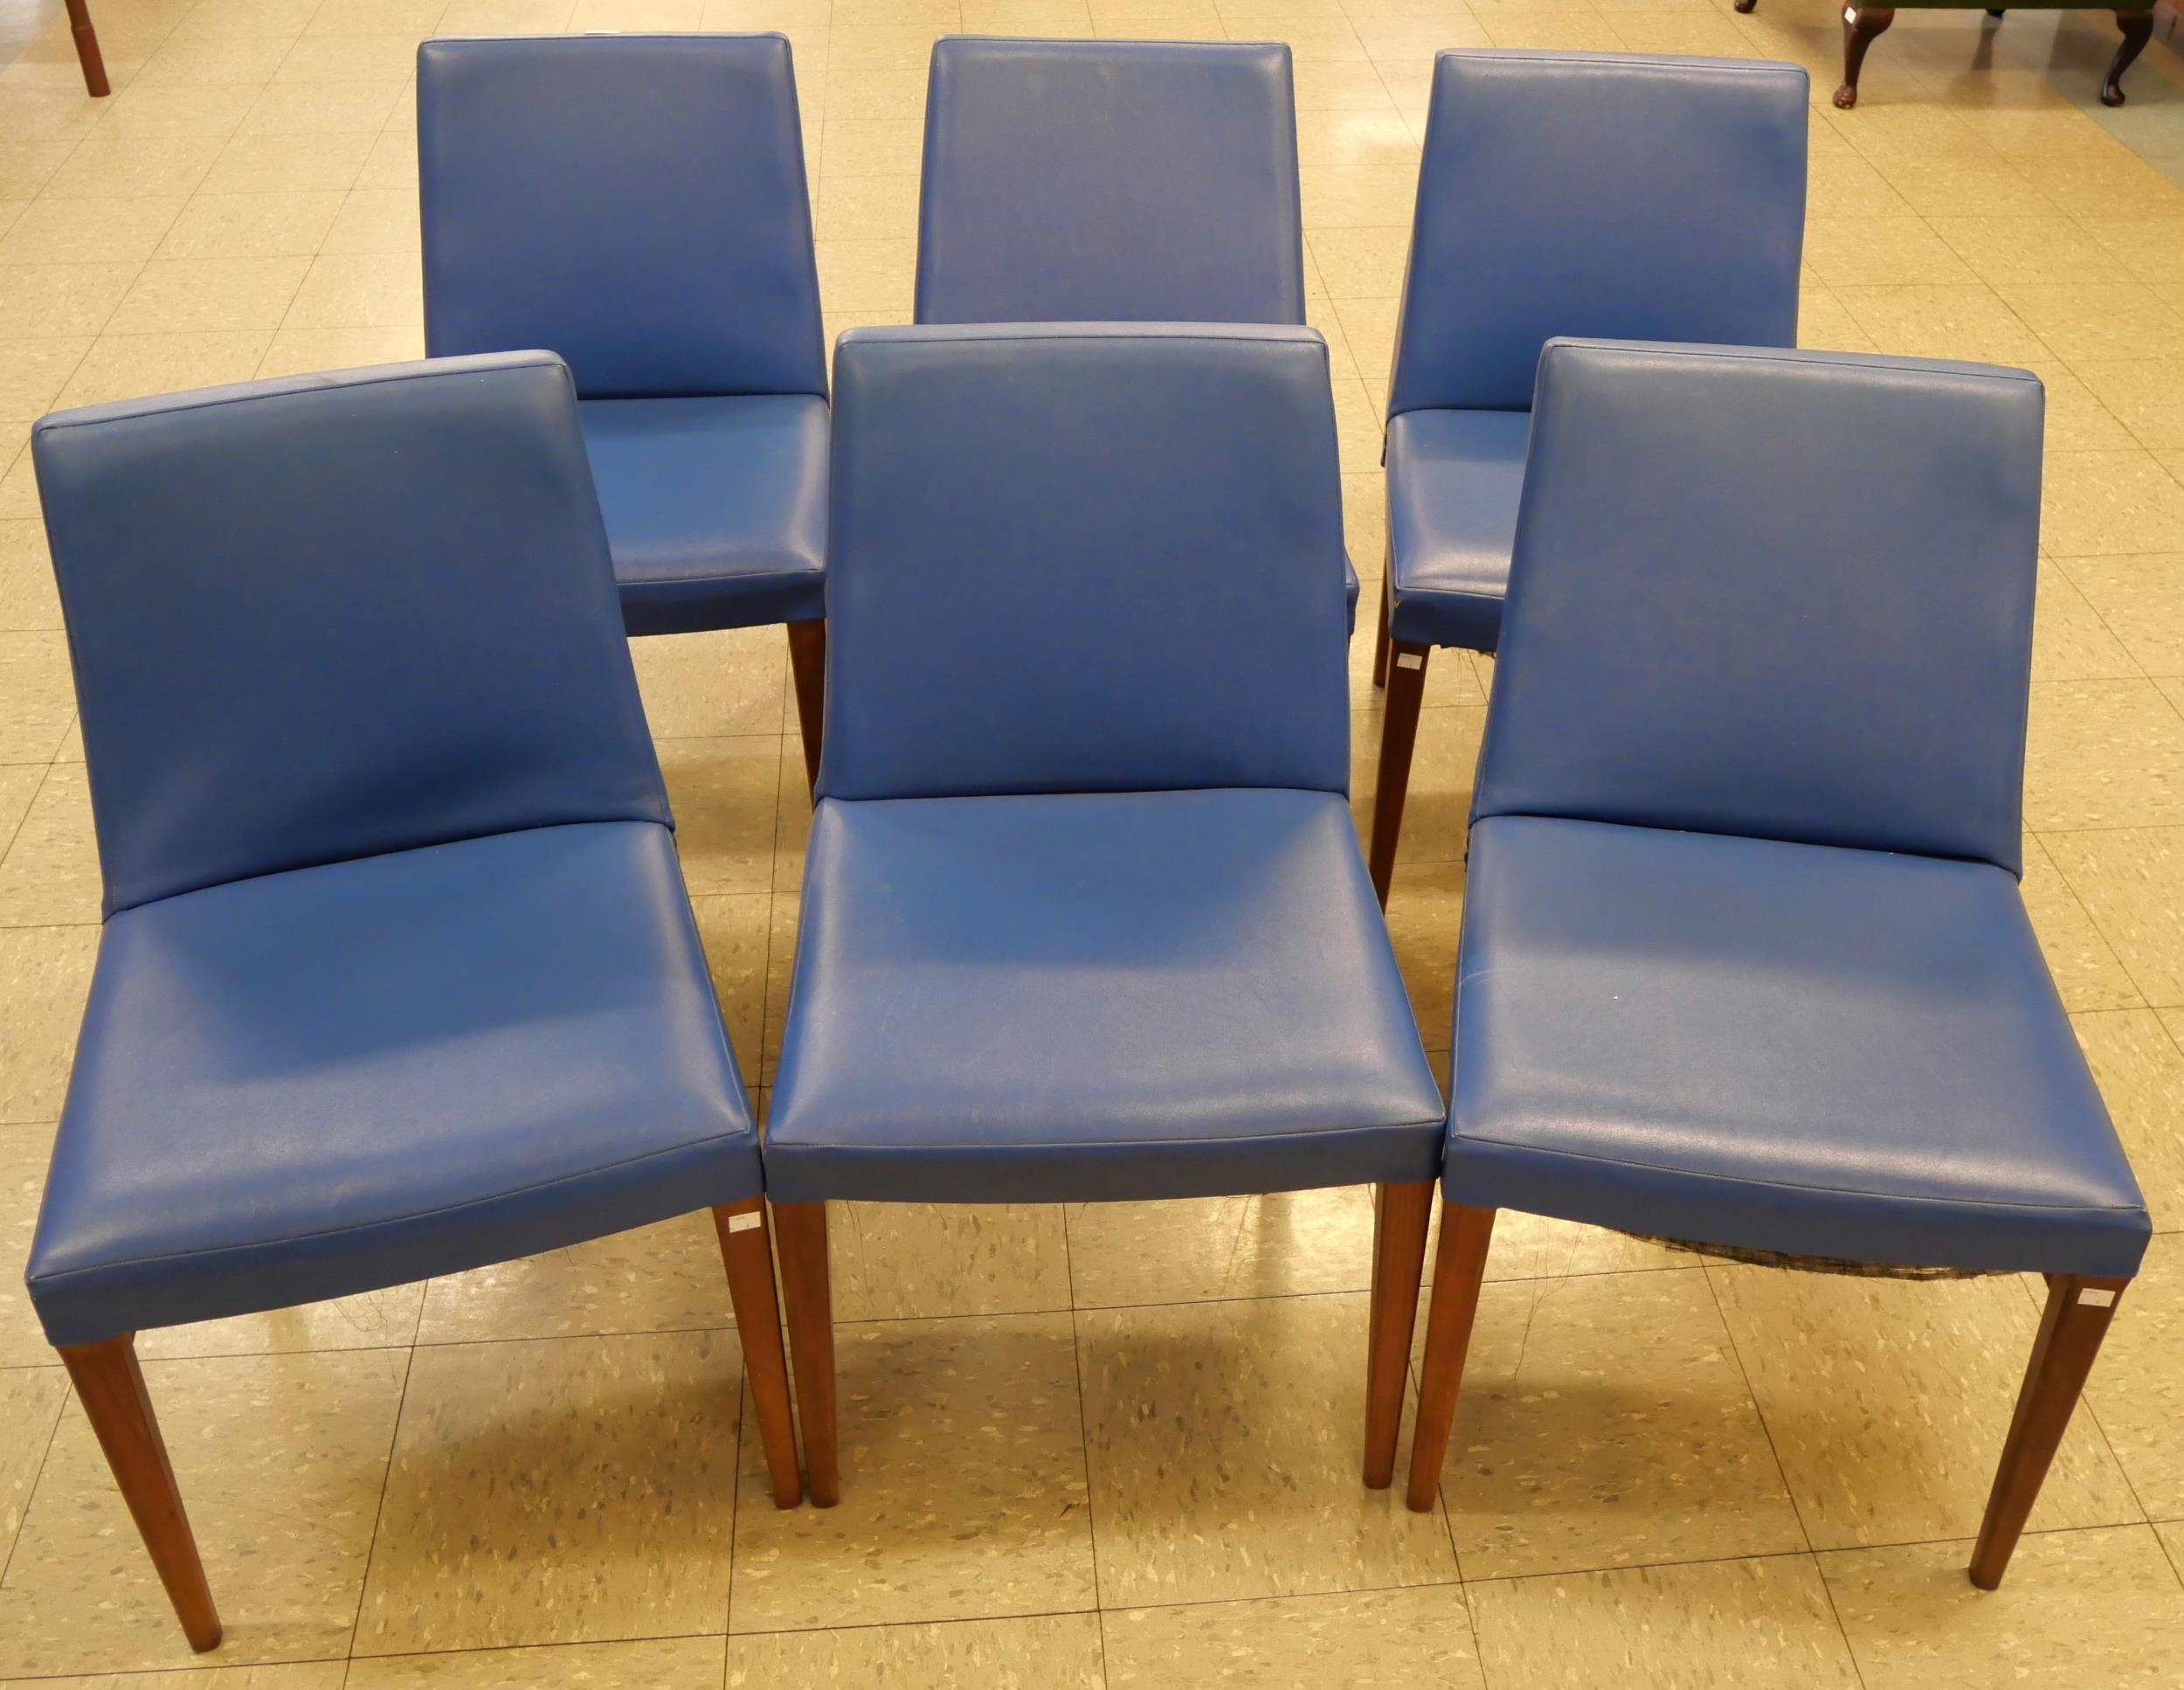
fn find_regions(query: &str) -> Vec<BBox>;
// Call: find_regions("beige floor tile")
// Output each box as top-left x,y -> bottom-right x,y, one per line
55,329 -> 271,408
2033,561 -> 2139,679
1307,226 -> 1407,303
1821,1524 -> 2184,1687
2047,825 -> 2184,1005
2022,832 -> 2146,1010
0,338 -> 84,424
0,139 -> 79,200
1422,1267 -> 1801,1578
1350,704 -> 1486,869
0,755 -> 38,840
416,1214 -> 736,1345
1802,217 -> 1973,289
2023,678 -> 2184,828
2084,1232 -> 2184,1520
301,0 -> 449,38
632,627 -> 787,738
157,190 -> 345,260
0,628 -> 74,765
0,1119 -> 55,1368
0,195 -> 184,265
659,736 -> 783,896
1711,1264 -> 2141,1551
827,1202 -> 1073,1320
1834,281 -> 2052,364
0,1364 -> 66,1562
2082,215 -> 2184,289
812,172 -> 916,241
0,927 -> 93,1125
729,1613 -> 1103,1687
1105,1586 -> 1479,1688
2046,449 -> 2184,558
0,1665 -> 348,1687
280,251 -> 420,328
43,132 -> 224,197
272,33 -> 423,82
1300,165 -> 1418,228
1067,1186 -> 1381,1308
200,131 -> 375,194
1929,215 -> 2135,286
106,255 -> 308,334
2063,552 -> 2184,674
0,761 -> 97,925
350,1637 -> 724,1688
729,1312 -> 1095,1630
0,262 -> 138,337
688,891 -> 765,1070
1080,1291 -> 1458,1605
1469,1555 -> 1862,1688
254,324 -> 422,377
133,32 -> 294,85
1383,851 -> 1459,1042
812,236 -> 912,315
433,0 -> 577,31
2076,358 -> 2184,454
2023,357 -> 2141,454
1797,284 -> 1879,353
97,80 -> 262,135
1877,153 -> 2066,219
2013,150 -> 2184,221
567,0 -> 702,23
1482,1209 -> 1692,1281
2071,1008 -> 2184,1229
758,890 -> 794,1083
0,1348 -> 407,1674
135,1285 -> 425,1361
1996,281 -> 2184,364
356,1330 -> 741,1654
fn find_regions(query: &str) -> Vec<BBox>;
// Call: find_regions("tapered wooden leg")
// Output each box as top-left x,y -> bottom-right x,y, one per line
771,1200 -> 838,1507
1406,1202 -> 1496,1513
1733,0 -> 1756,12
64,0 -> 109,95
785,619 -> 825,797
1369,641 -> 1429,908
1364,1180 -> 1435,1488
58,1336 -> 219,1652
2104,10 -> 2153,106
1969,1273 -> 2128,1589
712,1198 -> 802,1509
1835,5 -> 1894,108
1372,568 -> 1393,689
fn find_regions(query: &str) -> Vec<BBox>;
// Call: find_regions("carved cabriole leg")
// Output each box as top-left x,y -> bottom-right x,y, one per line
1835,5 -> 1896,109
2105,10 -> 2153,106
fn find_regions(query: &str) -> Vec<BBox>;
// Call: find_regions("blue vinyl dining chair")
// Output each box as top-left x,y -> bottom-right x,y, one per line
764,322 -> 1447,1505
1404,339 -> 2151,1592
1366,50 -> 1807,903
24,354 -> 801,1652
418,33 -> 831,790
914,35 -> 1358,621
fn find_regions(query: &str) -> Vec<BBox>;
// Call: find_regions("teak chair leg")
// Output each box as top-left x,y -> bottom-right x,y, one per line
1835,5 -> 1895,108
1364,1181 -> 1435,1487
712,1198 -> 802,1509
1369,641 -> 1430,908
1372,570 -> 1393,689
58,1335 -> 220,1652
771,1200 -> 839,1507
2104,9 -> 2153,106
785,620 -> 825,798
1406,1202 -> 1496,1512
1969,1272 -> 2129,1589
64,0 -> 109,95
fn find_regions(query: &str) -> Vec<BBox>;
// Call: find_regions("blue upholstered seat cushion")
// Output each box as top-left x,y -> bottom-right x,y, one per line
27,821 -> 762,1347
1448,814 -> 2150,1278
580,394 -> 827,635
1385,407 -> 1529,654
764,787 -> 1446,1203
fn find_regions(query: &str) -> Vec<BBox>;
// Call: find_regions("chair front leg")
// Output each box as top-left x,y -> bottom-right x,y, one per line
771,1200 -> 839,1506
1364,1180 -> 1435,1487
64,0 -> 109,94
785,620 -> 826,798
1405,1202 -> 1496,1512
712,1198 -> 802,1509
1372,567 -> 1393,689
1969,1272 -> 2129,1589
1369,641 -> 1431,907
57,1335 -> 220,1652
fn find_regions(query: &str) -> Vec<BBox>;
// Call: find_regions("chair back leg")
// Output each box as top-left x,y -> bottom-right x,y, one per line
1405,1202 -> 1496,1512
786,620 -> 826,797
57,1335 -> 221,1652
712,1198 -> 803,1509
771,1201 -> 840,1506
1365,1180 -> 1435,1486
1970,1271 -> 2130,1588
1370,641 -> 1431,907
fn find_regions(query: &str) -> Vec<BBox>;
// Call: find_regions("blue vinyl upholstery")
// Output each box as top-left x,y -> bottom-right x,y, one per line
915,37 -> 1304,327
418,34 -> 828,634
25,357 -> 761,1347
767,324 -> 1442,1203
1385,51 -> 1806,652
1445,340 -> 2148,1278
819,324 -> 1350,802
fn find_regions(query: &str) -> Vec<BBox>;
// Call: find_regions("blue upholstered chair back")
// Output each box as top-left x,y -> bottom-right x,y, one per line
418,33 -> 826,400
32,355 -> 670,918
1475,340 -> 2043,876
1388,51 -> 1807,418
820,323 -> 1349,800
916,37 -> 1305,326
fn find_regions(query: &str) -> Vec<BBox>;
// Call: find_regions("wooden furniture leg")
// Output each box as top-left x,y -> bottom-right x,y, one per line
712,1198 -> 802,1509
1405,1203 -> 1496,1513
63,0 -> 109,95
1369,641 -> 1430,908
2105,10 -> 2153,106
1969,1272 -> 2129,1588
1364,1180 -> 1435,1488
1836,6 -> 1896,108
1372,565 -> 1393,690
785,619 -> 825,797
771,1200 -> 839,1507
57,1336 -> 220,1652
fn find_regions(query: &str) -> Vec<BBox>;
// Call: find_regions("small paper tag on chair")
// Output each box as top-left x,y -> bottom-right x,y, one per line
2078,1286 -> 2118,1307
727,1211 -> 764,1233
1397,653 -> 1425,670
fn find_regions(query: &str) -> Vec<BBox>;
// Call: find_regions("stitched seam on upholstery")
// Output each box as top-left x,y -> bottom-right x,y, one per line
1454,1132 -> 2145,1216
1452,50 -> 1806,76
772,1118 -> 1450,1153
28,1130 -> 755,1289
1548,341 -> 2042,387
